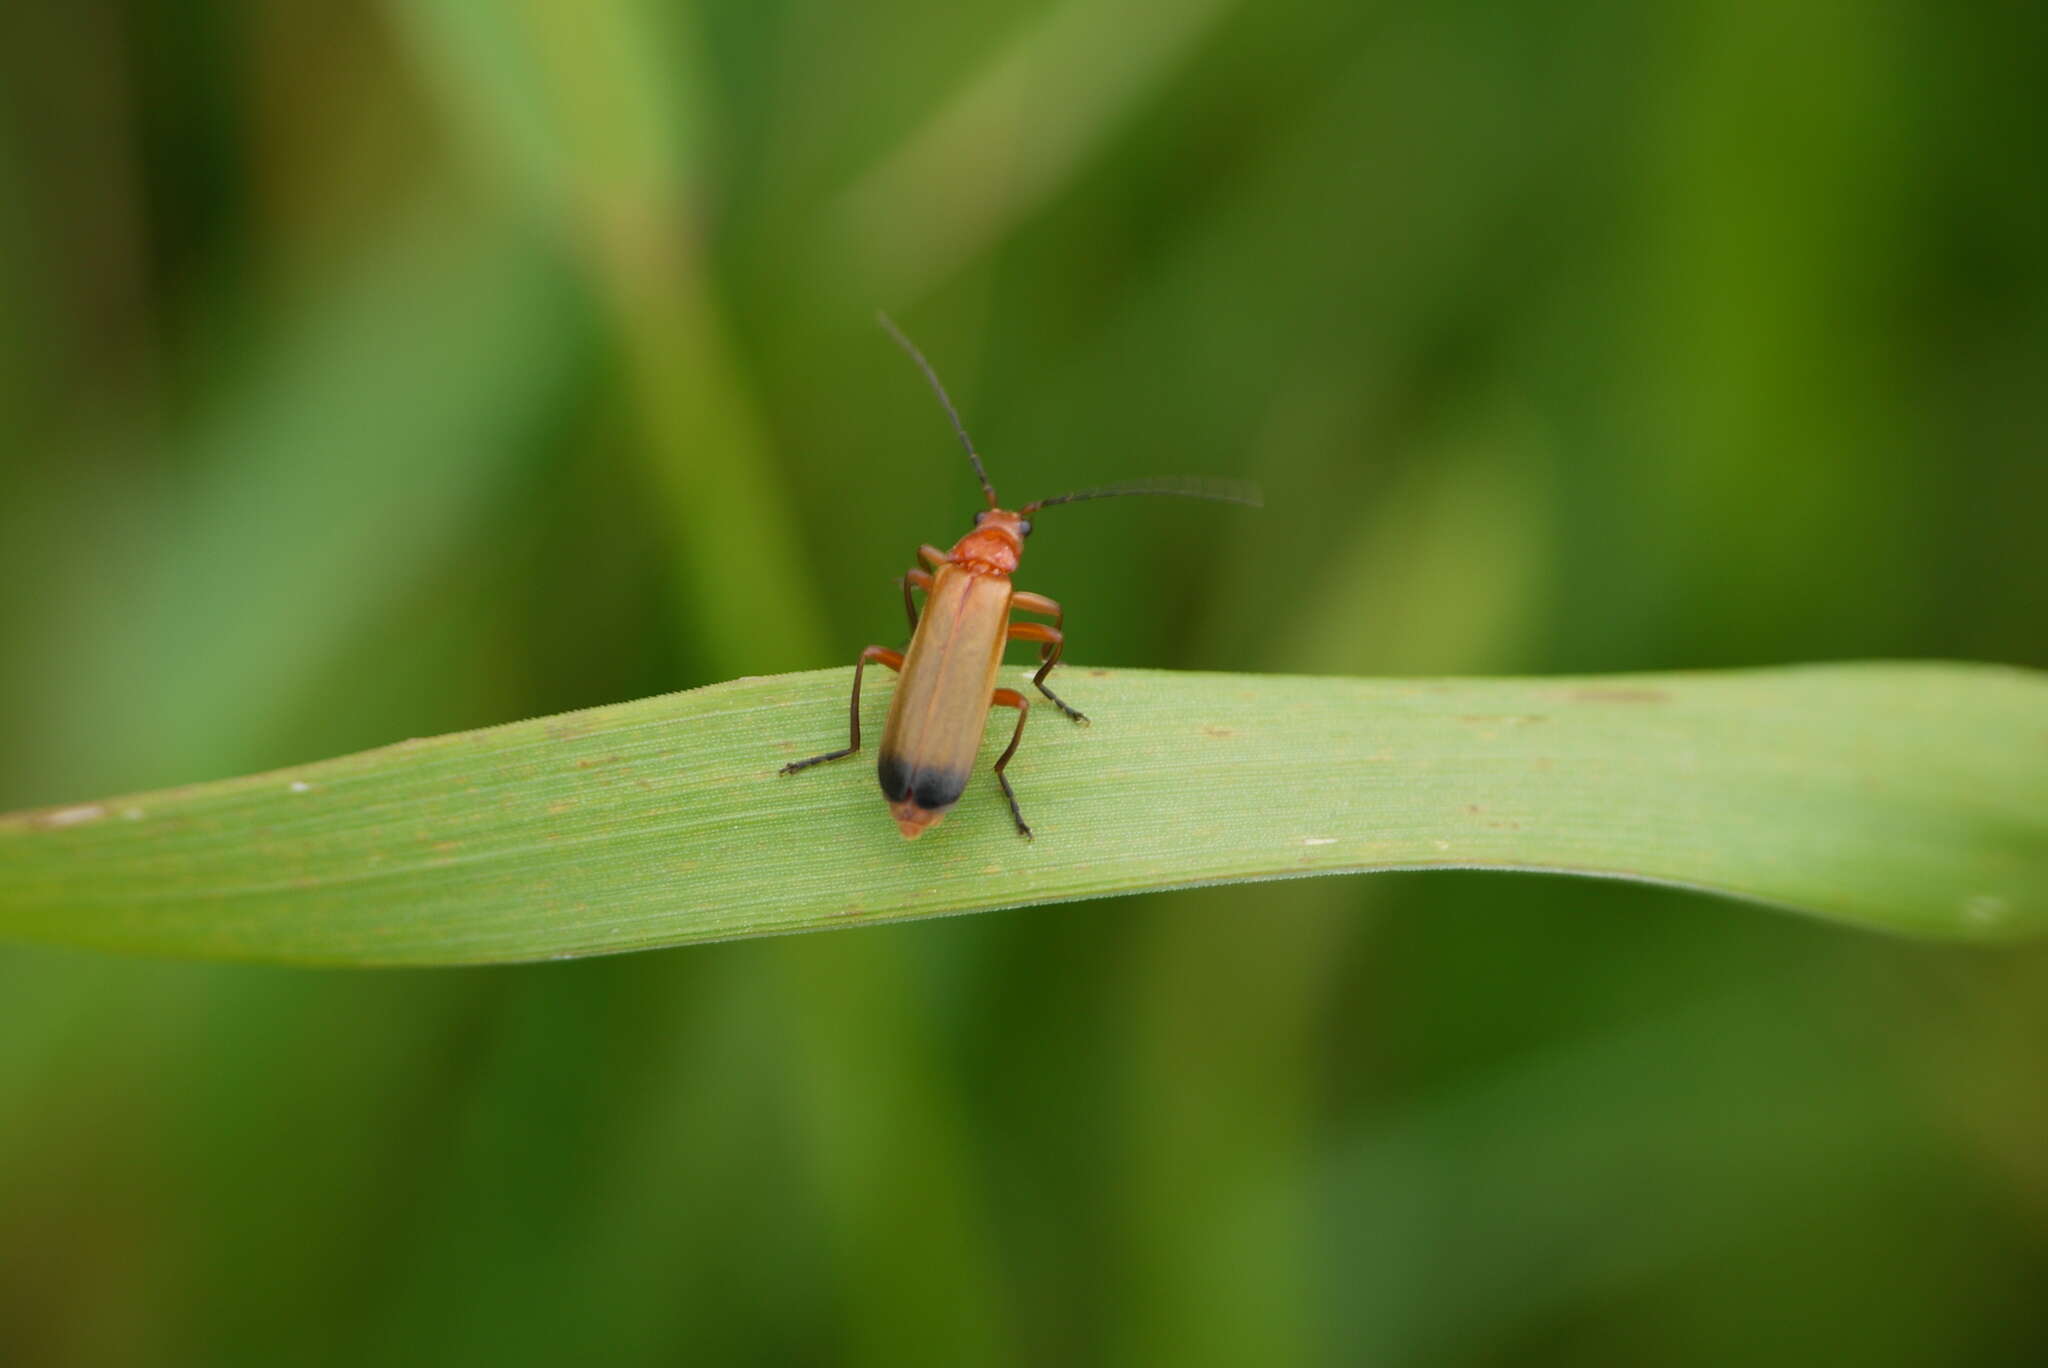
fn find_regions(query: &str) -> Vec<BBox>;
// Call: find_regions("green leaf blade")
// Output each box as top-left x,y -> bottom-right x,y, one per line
3,663 -> 2042,964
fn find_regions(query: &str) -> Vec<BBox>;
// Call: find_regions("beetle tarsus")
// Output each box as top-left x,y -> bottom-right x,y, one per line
781,749 -> 854,775
1036,680 -> 1088,725
996,771 -> 1033,840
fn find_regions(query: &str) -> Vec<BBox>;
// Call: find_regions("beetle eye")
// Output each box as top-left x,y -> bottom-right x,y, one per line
1019,519 -> 1033,537
973,510 -> 988,525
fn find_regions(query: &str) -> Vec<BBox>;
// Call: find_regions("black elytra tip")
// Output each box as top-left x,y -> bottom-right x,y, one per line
876,752 -> 968,814
913,769 -> 968,813
878,752 -> 911,802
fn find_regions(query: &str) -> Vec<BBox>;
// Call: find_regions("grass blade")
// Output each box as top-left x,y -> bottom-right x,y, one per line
2,662 -> 2041,964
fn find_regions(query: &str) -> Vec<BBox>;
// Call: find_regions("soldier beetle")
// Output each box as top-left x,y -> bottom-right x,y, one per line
780,313 -> 1258,840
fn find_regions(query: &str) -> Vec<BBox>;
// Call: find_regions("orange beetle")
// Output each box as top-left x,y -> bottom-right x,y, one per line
781,314 -> 1258,839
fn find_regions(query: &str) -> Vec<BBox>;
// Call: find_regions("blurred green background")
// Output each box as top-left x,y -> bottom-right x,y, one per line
3,1 -> 2045,1363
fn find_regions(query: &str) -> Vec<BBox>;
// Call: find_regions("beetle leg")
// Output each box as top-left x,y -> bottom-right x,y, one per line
918,543 -> 950,570
899,567 -> 934,634
780,645 -> 904,773
1006,621 -> 1086,724
1010,591 -> 1071,678
990,687 -> 1033,839
1010,590 -> 1064,642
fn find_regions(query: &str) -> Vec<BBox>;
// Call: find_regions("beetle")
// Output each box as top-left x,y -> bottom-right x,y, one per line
780,313 -> 1258,840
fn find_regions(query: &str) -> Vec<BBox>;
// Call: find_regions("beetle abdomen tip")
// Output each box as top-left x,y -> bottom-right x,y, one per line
890,798 -> 946,840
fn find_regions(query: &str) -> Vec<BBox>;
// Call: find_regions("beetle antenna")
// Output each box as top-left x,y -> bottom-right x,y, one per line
1022,475 -> 1263,514
876,310 -> 999,510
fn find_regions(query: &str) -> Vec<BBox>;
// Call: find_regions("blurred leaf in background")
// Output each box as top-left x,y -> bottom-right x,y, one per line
1,1 -> 2044,1365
